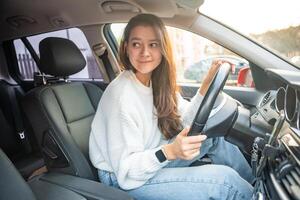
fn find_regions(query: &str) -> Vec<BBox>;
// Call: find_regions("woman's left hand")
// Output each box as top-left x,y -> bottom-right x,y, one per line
199,60 -> 234,96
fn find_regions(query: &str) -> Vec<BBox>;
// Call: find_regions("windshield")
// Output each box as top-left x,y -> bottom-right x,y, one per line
199,0 -> 300,68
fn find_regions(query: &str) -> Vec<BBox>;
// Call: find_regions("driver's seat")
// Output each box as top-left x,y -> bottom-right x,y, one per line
22,37 -> 103,180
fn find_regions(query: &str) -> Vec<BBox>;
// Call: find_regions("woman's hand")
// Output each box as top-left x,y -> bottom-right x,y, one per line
163,127 -> 207,160
199,60 -> 234,96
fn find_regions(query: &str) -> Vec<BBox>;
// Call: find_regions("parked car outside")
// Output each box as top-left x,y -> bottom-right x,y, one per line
183,55 -> 249,85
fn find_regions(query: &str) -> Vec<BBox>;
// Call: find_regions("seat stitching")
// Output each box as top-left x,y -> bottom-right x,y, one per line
67,112 -> 95,124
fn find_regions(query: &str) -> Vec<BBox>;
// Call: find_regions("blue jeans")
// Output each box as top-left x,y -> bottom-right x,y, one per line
98,137 -> 254,200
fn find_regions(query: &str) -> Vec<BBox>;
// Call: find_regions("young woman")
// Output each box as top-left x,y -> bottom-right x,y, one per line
89,14 -> 254,200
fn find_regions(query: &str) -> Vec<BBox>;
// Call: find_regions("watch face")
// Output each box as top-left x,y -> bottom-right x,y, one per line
155,149 -> 167,163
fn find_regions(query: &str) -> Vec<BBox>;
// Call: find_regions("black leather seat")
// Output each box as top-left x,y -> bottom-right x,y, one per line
0,148 -> 37,200
0,147 -> 133,200
22,37 -> 103,180
0,148 -> 83,200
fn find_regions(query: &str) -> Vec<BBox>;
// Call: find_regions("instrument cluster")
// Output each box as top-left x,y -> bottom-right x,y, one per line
275,85 -> 300,129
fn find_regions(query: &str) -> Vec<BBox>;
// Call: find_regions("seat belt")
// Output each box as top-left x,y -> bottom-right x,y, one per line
93,43 -> 116,81
21,37 -> 41,69
7,87 -> 31,154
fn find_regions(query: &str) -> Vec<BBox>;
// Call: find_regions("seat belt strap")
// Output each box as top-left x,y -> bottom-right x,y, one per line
93,44 -> 116,81
7,87 -> 31,154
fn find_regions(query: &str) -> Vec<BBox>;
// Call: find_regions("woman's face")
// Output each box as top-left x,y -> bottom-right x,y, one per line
126,25 -> 162,77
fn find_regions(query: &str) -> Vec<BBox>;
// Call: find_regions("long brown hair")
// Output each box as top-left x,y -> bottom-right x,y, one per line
119,14 -> 182,139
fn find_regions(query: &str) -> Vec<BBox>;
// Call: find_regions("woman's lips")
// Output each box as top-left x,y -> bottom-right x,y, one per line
138,60 -> 152,63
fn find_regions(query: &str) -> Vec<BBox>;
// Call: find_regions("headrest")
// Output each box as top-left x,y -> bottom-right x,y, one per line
39,37 -> 86,77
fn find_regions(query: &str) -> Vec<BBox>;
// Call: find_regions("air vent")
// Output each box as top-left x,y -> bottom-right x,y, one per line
280,167 -> 300,199
275,151 -> 300,200
260,91 -> 271,106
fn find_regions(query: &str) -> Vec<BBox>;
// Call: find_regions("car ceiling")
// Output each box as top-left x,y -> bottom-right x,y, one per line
0,0 -> 204,41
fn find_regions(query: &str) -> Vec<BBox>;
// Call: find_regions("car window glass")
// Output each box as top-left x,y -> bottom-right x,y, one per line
200,0 -> 300,68
110,23 -> 253,88
13,28 -> 102,80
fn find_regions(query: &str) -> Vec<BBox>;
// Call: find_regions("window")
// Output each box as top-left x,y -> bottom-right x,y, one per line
14,28 -> 102,80
110,23 -> 253,87
200,0 -> 300,68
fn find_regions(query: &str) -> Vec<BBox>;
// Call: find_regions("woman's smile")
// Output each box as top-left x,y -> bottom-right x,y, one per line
138,60 -> 153,63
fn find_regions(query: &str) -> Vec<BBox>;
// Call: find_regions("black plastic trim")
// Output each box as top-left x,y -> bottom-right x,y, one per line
103,24 -> 118,57
2,40 -> 23,84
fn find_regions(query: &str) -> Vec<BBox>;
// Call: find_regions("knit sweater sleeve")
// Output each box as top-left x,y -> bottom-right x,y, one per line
177,91 -> 204,127
104,100 -> 169,190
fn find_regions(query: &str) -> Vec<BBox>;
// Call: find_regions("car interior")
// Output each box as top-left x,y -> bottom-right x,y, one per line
0,0 -> 299,200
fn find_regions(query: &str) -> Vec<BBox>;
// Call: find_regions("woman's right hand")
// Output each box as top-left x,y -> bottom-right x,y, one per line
200,60 -> 234,96
163,127 -> 207,160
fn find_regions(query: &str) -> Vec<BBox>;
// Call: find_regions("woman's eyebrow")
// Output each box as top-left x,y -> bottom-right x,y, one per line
130,37 -> 141,41
149,39 -> 159,42
130,37 -> 159,42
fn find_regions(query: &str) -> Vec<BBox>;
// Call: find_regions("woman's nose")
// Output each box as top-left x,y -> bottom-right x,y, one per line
141,46 -> 150,57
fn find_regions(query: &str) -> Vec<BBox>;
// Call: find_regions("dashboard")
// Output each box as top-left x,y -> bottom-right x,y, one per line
252,69 -> 300,200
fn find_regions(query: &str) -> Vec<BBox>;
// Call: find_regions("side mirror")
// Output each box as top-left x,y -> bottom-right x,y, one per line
237,67 -> 254,87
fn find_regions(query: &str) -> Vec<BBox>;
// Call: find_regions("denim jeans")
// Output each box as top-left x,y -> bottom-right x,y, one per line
98,137 -> 254,200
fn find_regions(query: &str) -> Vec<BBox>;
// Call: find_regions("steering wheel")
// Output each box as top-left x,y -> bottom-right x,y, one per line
188,63 -> 231,136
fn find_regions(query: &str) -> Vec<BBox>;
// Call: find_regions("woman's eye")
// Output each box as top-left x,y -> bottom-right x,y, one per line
150,43 -> 159,48
132,42 -> 140,47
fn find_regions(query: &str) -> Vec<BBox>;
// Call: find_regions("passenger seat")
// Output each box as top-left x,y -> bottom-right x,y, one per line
22,37 -> 103,180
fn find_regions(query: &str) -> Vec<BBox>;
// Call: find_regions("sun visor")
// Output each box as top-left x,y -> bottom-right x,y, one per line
175,0 -> 205,10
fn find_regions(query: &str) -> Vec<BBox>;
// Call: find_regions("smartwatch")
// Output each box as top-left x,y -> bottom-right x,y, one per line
155,149 -> 167,163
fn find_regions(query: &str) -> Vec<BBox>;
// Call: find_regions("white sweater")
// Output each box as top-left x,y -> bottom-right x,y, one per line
89,70 -> 203,190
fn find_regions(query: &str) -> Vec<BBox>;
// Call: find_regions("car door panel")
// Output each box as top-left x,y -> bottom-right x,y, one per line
180,84 -> 263,107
